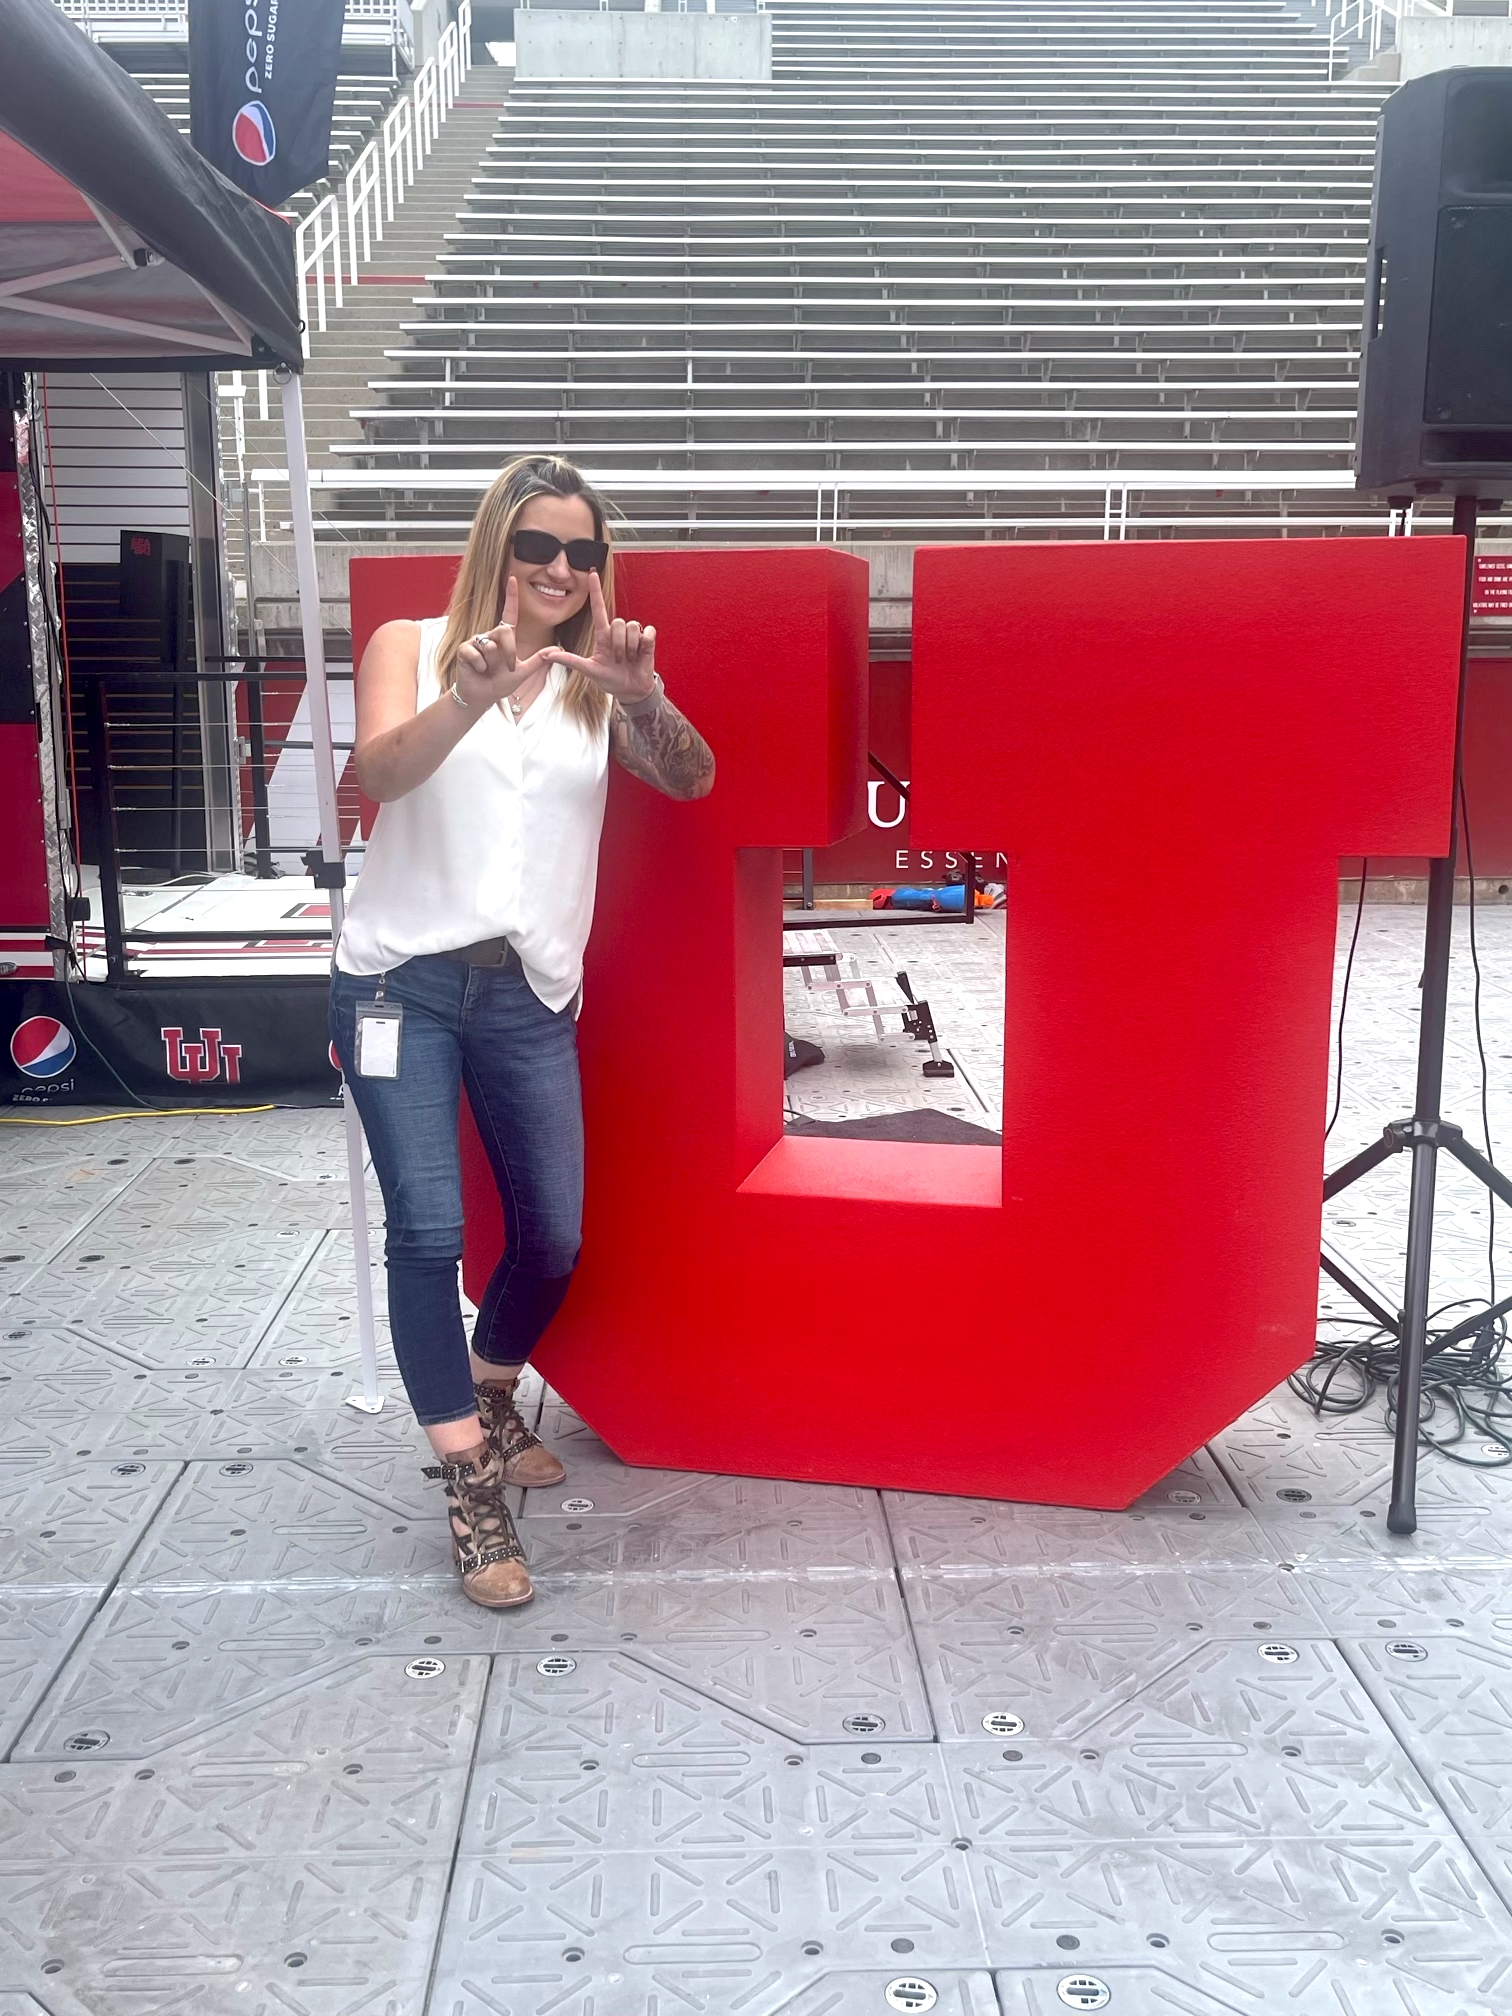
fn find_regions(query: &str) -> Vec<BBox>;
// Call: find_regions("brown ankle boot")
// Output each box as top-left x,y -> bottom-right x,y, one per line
422,1440 -> 534,1608
475,1378 -> 567,1489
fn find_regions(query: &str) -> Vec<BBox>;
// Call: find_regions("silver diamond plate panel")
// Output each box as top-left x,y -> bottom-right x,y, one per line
7,1226 -> 318,1367
0,1364 -> 330,1463
1214,1380 -> 1512,1513
777,1979 -> 999,2016
464,1650 -> 955,1856
0,1456 -> 178,1589
94,1152 -> 377,1234
1298,1564 -> 1512,1638
1346,1630 -> 1512,1915
973,1837 -> 1512,2013
17,1574 -> 932,1757
0,1855 -> 450,2015
0,1592 -> 101,1754
885,1495 -> 1277,1572
431,1847 -> 987,2015
994,1965 -> 1497,2016
517,1407 -> 895,1575
152,1107 -> 355,1180
1256,1504 -> 1512,1567
524,1397 -> 711,1516
901,1566 -> 1330,1741
121,1458 -> 450,1586
0,1162 -> 130,1289
0,1653 -> 485,1859
248,1230 -> 388,1367
1128,1447 -> 1241,1510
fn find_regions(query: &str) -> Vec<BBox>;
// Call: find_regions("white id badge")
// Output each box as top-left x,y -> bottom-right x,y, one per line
354,1000 -> 403,1079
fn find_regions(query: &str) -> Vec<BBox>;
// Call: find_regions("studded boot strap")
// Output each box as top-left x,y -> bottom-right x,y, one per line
475,1381 -> 547,1469
422,1446 -> 525,1572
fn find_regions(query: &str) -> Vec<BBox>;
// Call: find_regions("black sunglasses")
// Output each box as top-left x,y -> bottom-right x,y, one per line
512,528 -> 608,573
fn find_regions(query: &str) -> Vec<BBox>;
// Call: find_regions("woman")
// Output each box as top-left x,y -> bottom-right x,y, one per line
331,455 -> 715,1610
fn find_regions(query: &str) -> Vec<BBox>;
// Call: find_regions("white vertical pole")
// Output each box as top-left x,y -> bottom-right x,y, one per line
279,369 -> 384,1415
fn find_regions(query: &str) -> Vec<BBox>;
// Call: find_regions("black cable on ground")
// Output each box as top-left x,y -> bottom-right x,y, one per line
1293,1301 -> 1512,1467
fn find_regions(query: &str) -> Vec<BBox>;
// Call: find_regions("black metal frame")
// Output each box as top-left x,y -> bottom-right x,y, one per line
71,659 -> 351,978
1324,492 -> 1512,1532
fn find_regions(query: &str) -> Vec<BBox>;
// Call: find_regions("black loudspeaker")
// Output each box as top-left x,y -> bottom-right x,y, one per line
118,529 -> 192,673
1357,66 -> 1512,497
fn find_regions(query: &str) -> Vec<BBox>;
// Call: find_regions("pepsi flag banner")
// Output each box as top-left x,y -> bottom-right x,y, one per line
189,0 -> 347,207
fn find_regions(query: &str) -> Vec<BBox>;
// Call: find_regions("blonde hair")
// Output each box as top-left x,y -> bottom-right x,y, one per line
436,454 -> 616,732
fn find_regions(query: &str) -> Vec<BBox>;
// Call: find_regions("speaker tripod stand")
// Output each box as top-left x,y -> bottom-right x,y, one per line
1324,491 -> 1512,1533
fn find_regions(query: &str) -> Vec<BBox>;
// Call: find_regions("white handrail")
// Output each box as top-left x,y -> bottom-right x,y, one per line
382,92 -> 417,223
310,0 -> 474,327
296,193 -> 344,349
1318,0 -> 1451,65
345,134 -> 384,283
414,57 -> 440,157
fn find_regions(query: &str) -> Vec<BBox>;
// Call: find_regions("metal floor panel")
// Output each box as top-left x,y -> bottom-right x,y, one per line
2,908 -> 1512,2009
0,1457 -> 179,1590
885,1494 -> 1279,1572
15,1572 -> 934,1758
903,1566 -> 1338,1741
247,1231 -> 387,1367
1255,1504 -> 1512,1568
974,1837 -> 1512,2015
0,1856 -> 452,2016
0,1592 -> 104,1755
3,1226 -> 319,1368
0,1165 -> 132,1291
95,1153 -> 375,1235
1344,1630 -> 1512,1917
1214,1381 -> 1512,1513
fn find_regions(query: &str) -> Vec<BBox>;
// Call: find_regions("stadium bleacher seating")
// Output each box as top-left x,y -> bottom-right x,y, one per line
305,0 -> 1395,548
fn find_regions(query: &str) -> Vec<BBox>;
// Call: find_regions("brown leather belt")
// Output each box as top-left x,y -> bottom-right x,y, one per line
437,936 -> 512,967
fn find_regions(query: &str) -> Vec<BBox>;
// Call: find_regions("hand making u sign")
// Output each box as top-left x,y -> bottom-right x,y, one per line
452,575 -> 557,715
546,572 -> 658,706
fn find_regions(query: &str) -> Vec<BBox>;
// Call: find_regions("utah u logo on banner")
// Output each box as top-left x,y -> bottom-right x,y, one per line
161,1027 -> 242,1086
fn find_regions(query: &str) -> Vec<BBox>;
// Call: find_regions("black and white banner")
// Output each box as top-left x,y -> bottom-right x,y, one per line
1,980 -> 340,1108
189,0 -> 348,207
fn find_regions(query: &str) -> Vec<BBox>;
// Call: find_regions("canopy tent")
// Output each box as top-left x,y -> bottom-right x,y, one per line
0,0 -> 383,1410
0,0 -> 301,372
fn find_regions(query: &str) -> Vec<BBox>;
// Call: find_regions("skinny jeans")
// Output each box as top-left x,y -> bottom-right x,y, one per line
329,947 -> 583,1426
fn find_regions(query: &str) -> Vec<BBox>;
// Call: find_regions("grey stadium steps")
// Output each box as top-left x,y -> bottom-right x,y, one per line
261,0 -> 1415,546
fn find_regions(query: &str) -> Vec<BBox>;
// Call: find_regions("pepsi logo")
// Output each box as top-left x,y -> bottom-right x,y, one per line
233,100 -> 276,167
10,1016 -> 77,1081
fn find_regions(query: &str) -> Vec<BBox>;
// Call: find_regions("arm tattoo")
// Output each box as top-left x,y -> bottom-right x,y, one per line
612,693 -> 716,801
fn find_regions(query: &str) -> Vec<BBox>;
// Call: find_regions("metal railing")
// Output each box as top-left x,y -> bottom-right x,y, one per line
1317,0 -> 1454,64
57,0 -> 414,41
306,0 -> 474,345
71,660 -> 354,981
295,198 -> 346,346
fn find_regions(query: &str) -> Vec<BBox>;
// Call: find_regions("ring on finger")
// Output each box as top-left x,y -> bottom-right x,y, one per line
471,634 -> 491,651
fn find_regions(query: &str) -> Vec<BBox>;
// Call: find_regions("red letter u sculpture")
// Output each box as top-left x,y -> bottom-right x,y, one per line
400,539 -> 1461,1507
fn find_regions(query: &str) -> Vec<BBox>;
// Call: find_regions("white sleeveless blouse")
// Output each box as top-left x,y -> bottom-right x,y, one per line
335,616 -> 612,1012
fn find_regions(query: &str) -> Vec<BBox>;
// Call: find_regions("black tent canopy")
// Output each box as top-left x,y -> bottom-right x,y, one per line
0,0 -> 382,1408
0,0 -> 302,371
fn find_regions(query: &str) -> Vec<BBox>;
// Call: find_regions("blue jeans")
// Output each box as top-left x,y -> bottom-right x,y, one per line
329,950 -> 584,1426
